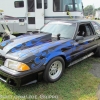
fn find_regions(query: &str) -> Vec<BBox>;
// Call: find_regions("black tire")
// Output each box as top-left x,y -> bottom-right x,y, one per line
43,56 -> 65,83
94,46 -> 100,57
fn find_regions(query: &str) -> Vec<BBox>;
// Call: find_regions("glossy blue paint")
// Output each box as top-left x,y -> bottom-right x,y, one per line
0,40 -> 10,47
25,41 -> 33,47
34,57 -> 41,64
0,33 -> 90,70
42,52 -> 47,56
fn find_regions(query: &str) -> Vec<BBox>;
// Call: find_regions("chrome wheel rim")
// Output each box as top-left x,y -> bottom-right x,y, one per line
49,60 -> 62,80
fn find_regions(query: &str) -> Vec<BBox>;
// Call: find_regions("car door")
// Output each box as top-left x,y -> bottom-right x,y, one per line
71,22 -> 98,61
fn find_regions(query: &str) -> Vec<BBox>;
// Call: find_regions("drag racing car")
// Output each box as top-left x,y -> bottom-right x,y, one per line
0,20 -> 100,87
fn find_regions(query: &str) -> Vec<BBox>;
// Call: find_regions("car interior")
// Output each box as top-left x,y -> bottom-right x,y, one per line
78,24 -> 93,37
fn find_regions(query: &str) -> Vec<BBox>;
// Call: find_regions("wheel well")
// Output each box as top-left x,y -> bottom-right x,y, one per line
44,55 -> 70,68
60,55 -> 70,68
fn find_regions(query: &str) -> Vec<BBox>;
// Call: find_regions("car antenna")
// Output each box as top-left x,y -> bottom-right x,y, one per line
57,34 -> 61,40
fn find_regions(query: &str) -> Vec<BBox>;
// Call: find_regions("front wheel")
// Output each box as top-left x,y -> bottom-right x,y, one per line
43,56 -> 65,83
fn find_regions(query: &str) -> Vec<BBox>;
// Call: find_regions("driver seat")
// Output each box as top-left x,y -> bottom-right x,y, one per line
78,25 -> 86,37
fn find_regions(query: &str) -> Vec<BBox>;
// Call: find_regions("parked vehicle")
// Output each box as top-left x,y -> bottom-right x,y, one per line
0,0 -> 84,34
95,10 -> 100,19
0,20 -> 100,87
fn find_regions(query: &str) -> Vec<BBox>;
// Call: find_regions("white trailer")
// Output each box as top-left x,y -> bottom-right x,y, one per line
0,0 -> 84,34
95,10 -> 100,19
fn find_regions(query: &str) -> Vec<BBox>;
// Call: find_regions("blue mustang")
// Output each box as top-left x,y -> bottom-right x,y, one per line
0,20 -> 100,87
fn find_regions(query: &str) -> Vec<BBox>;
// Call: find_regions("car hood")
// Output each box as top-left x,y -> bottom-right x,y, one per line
0,33 -> 72,61
0,33 -> 52,55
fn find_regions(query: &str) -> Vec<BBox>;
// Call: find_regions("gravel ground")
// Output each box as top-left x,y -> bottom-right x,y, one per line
90,63 -> 100,78
90,62 -> 100,100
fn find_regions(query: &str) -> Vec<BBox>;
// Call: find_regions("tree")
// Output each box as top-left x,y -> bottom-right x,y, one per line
84,5 -> 94,16
97,7 -> 100,10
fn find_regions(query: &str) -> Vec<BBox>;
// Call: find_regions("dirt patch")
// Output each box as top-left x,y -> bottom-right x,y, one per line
97,85 -> 100,100
90,62 -> 100,99
90,63 -> 100,78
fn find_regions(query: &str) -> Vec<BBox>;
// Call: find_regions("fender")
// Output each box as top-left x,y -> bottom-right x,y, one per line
44,51 -> 66,65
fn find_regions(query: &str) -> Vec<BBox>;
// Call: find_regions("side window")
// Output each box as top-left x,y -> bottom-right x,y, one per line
53,0 -> 60,12
85,24 -> 94,36
78,23 -> 94,37
91,22 -> 100,34
78,24 -> 86,37
44,0 -> 47,9
53,0 -> 73,12
14,1 -> 24,8
37,0 -> 42,9
28,17 -> 35,24
27,0 -> 35,12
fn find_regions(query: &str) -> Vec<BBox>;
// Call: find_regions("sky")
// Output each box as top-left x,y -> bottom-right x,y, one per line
82,0 -> 100,8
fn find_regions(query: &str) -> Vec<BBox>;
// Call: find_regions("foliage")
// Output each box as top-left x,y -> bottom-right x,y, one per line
84,5 -> 94,16
98,7 -> 100,10
84,5 -> 100,16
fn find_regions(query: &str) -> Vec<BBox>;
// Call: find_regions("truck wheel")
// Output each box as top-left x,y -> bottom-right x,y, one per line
94,46 -> 100,57
43,56 -> 65,83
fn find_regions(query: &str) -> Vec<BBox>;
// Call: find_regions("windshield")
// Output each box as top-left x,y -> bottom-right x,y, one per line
53,0 -> 83,12
40,22 -> 77,39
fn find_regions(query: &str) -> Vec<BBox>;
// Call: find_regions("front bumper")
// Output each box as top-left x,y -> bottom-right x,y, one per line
0,65 -> 45,87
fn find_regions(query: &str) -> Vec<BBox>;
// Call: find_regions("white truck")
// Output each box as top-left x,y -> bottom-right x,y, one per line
0,0 -> 84,34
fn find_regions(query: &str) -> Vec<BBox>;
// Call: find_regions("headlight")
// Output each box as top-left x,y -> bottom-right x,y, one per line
4,59 -> 30,72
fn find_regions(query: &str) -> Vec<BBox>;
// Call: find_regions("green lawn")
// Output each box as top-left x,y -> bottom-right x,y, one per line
0,37 -> 2,42
0,57 -> 100,100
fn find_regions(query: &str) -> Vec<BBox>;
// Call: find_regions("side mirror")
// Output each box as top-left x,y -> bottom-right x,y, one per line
64,5 -> 69,11
76,36 -> 84,41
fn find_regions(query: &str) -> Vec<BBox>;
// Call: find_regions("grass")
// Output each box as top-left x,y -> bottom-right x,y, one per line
0,37 -> 2,42
0,57 -> 100,100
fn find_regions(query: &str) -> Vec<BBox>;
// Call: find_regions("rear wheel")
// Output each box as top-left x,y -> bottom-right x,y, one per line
43,56 -> 65,83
